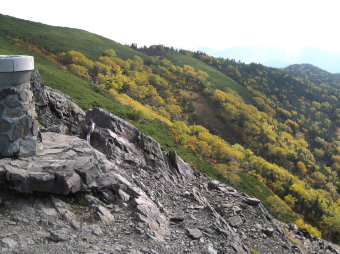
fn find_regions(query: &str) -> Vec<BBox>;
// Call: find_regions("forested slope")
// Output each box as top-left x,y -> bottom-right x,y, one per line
284,63 -> 340,86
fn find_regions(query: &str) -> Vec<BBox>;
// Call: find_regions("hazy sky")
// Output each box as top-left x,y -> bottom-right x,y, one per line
2,0 -> 340,70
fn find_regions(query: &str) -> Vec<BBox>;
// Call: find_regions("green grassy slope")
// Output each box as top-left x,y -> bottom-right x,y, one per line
0,14 -> 152,62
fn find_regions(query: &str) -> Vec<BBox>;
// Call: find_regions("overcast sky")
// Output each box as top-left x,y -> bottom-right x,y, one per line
2,0 -> 340,71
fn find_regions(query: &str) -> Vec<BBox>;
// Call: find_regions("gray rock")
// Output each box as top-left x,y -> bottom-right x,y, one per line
6,95 -> 20,107
232,205 -> 242,214
74,160 -> 100,185
12,117 -> 29,140
85,108 -> 196,183
6,107 -> 23,118
1,237 -> 17,249
1,132 -> 118,194
208,180 -> 220,190
228,215 -> 243,228
84,194 -> 106,206
0,104 -> 4,116
100,190 -> 116,203
41,207 -> 58,217
44,87 -> 85,135
91,225 -> 103,236
19,139 -> 43,158
132,194 -> 169,241
0,118 -> 11,133
30,69 -> 48,108
202,244 -> 218,254
129,250 -> 143,254
51,196 -> 81,229
170,217 -> 184,222
244,197 -> 261,205
118,189 -> 130,202
94,205 -> 114,223
0,135 -> 10,154
49,231 -> 67,242
262,227 -> 274,237
0,88 -> 16,102
30,69 -> 85,135
187,228 -> 203,239
168,151 -> 196,181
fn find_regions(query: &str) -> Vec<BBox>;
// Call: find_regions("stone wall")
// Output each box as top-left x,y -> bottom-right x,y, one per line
0,55 -> 40,158
0,83 -> 39,157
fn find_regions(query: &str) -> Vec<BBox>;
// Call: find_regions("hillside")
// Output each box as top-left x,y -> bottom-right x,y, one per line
0,14 -> 153,62
0,14 -> 339,244
1,76 -> 338,253
139,45 -> 253,103
284,63 -> 340,86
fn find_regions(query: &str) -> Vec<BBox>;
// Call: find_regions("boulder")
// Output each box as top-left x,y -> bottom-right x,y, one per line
243,197 -> 261,205
85,108 -> 196,182
30,69 -> 85,135
228,215 -> 243,228
167,151 -> 196,181
187,228 -> 203,239
94,205 -> 115,223
0,132 -> 115,194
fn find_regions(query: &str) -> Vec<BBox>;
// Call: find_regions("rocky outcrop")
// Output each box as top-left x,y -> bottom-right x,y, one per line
0,74 -> 338,253
85,108 -> 196,183
30,69 -> 85,135
1,132 -> 113,194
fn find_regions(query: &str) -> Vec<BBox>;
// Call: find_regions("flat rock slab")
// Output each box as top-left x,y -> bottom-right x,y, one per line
0,132 -> 115,194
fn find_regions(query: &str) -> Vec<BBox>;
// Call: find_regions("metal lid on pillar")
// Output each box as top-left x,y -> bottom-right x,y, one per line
0,55 -> 34,85
0,55 -> 34,72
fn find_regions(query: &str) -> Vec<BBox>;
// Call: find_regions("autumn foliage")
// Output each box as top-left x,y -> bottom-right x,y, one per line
54,47 -> 339,243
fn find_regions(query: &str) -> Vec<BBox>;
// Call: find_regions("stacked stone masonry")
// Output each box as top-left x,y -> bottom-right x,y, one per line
0,55 -> 40,158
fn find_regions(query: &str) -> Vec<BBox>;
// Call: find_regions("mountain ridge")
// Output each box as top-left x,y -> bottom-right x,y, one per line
0,14 -> 339,244
198,46 -> 340,74
283,63 -> 340,86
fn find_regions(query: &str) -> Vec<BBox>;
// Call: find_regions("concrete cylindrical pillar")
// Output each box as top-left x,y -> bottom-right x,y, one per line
0,55 -> 41,158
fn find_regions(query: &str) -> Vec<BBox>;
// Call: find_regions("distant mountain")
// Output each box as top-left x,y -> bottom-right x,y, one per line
198,46 -> 291,67
283,64 -> 340,86
198,46 -> 340,73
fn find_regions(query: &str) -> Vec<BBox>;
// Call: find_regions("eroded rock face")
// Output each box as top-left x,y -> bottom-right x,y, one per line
85,108 -> 168,170
30,69 -> 85,135
85,108 -> 196,183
